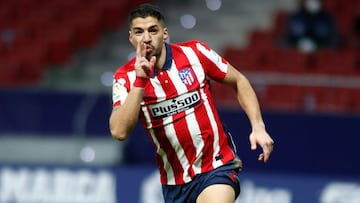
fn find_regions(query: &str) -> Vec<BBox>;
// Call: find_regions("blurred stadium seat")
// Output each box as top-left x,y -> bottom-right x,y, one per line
312,49 -> 359,75
0,0 -> 151,85
1,0 -> 359,114
260,84 -> 304,111
262,48 -> 310,73
223,47 -> 264,71
219,0 -> 360,113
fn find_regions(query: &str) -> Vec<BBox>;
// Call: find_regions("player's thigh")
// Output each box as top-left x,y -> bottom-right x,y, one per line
196,184 -> 235,203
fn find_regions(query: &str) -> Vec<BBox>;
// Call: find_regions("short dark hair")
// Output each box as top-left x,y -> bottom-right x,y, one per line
128,4 -> 166,27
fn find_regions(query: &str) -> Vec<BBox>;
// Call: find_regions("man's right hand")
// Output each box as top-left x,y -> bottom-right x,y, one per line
134,40 -> 156,78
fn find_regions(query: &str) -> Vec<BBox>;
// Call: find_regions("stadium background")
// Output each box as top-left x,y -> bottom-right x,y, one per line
0,0 -> 359,202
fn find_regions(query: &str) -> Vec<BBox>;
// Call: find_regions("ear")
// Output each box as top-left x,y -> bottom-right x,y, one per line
129,30 -> 133,44
163,27 -> 169,41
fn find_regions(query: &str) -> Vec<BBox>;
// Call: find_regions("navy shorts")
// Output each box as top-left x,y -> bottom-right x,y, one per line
162,159 -> 242,203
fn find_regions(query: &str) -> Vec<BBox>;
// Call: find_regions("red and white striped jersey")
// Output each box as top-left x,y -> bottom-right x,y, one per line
112,40 -> 237,185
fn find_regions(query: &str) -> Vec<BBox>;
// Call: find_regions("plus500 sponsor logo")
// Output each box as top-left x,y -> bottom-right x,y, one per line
150,91 -> 200,119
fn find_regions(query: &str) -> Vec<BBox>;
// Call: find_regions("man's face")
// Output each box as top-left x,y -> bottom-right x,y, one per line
129,16 -> 168,60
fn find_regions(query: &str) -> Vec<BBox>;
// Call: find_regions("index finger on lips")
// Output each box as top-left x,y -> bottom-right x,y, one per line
136,40 -> 145,58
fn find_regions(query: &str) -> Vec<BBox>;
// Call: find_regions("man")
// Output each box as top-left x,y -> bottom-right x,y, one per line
109,3 -> 274,203
283,0 -> 340,52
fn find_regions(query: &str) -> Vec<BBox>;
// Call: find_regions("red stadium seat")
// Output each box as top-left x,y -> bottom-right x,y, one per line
261,84 -> 304,111
351,88 -> 360,112
0,5 -> 16,29
222,47 -> 264,71
219,1 -> 360,113
17,42 -> 48,83
248,30 -> 278,52
312,49 -> 358,75
40,26 -> 76,65
0,56 -> 21,85
0,0 -> 142,86
271,11 -> 289,38
301,86 -> 353,112
262,48 -> 310,73
0,41 -> 46,85
97,0 -> 131,30
210,81 -> 238,108
68,12 -> 102,48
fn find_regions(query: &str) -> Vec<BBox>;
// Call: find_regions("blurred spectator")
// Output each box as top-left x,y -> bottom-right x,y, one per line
282,0 -> 340,53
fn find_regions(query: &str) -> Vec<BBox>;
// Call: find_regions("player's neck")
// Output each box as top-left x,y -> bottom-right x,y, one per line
155,44 -> 167,70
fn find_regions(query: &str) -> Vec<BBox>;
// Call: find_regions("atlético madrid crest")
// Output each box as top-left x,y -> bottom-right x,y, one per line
178,68 -> 195,86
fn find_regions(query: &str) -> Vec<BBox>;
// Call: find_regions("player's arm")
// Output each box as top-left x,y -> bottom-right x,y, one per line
109,87 -> 145,141
222,64 -> 264,130
222,63 -> 274,162
109,41 -> 155,141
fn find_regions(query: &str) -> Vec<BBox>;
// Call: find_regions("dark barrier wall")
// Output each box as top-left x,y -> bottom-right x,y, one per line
0,89 -> 359,176
0,88 -> 113,136
218,110 -> 360,176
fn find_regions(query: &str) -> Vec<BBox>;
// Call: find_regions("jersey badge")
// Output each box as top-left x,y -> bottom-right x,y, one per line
178,68 -> 195,86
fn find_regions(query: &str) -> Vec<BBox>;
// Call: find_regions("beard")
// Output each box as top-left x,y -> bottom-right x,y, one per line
146,53 -> 153,61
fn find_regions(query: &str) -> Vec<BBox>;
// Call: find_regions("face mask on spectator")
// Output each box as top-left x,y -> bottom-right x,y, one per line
304,0 -> 322,14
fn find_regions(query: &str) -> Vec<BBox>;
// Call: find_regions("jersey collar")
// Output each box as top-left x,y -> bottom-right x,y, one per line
162,42 -> 172,71
152,42 -> 172,77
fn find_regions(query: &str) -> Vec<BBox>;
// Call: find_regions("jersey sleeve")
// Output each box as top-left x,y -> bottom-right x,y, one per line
194,41 -> 229,81
112,78 -> 127,107
112,68 -> 135,107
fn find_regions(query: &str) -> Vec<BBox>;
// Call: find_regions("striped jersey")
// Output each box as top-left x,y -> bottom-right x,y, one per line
112,40 -> 237,185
